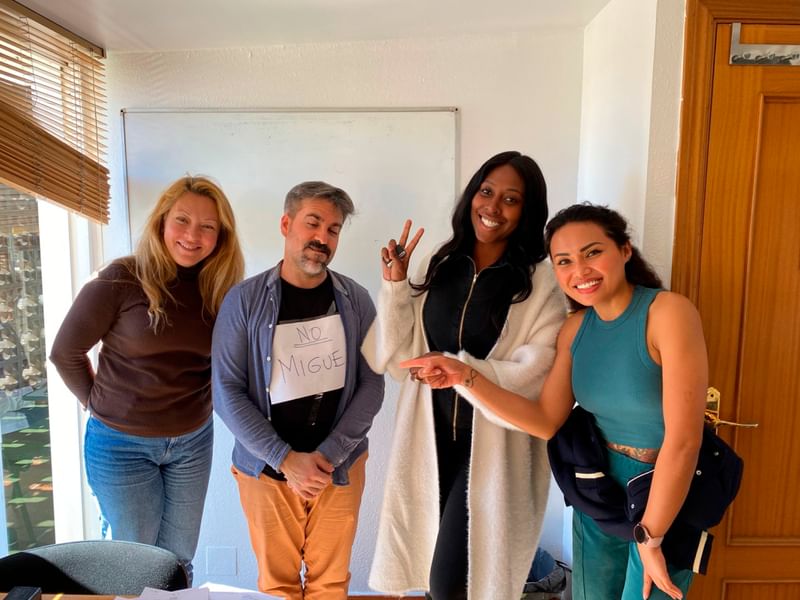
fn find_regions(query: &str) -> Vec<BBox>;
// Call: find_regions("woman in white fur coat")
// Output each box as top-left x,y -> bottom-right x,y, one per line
363,151 -> 566,600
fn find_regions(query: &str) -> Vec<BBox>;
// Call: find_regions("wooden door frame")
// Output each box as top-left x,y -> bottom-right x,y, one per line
672,0 -> 800,300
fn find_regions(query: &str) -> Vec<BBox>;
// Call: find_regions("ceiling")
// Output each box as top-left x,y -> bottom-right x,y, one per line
16,0 -> 610,53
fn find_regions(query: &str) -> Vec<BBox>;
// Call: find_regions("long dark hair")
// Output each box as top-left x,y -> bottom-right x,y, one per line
544,203 -> 663,311
412,151 -> 548,304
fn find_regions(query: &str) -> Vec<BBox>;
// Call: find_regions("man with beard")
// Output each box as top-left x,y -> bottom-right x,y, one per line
212,181 -> 384,600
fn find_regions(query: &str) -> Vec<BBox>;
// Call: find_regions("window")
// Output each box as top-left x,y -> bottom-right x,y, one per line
0,183 -> 53,553
0,1 -> 108,551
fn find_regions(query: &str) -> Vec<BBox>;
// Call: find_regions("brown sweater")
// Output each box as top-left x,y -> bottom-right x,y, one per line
50,259 -> 214,437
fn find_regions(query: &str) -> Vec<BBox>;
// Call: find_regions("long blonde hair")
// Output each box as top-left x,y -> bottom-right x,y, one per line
133,175 -> 244,331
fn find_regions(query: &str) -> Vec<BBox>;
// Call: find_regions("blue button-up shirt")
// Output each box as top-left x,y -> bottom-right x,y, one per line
212,263 -> 384,485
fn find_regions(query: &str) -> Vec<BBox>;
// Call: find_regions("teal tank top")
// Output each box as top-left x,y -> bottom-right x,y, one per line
570,285 -> 664,448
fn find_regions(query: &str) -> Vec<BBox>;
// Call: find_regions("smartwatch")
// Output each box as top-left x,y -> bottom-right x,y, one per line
633,522 -> 664,548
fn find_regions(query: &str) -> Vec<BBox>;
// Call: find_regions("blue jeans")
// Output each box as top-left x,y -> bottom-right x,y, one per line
572,449 -> 693,600
84,416 -> 213,582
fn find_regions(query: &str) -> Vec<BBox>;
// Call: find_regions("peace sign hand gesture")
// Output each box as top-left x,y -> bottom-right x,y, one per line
381,219 -> 424,282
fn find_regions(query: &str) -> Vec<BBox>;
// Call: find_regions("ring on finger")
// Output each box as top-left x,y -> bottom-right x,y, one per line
395,244 -> 407,259
384,258 -> 393,268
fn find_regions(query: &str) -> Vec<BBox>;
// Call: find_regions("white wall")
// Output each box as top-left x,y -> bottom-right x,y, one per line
642,0 -> 686,282
576,0 -> 685,284
577,0 -> 658,242
104,29 -> 585,593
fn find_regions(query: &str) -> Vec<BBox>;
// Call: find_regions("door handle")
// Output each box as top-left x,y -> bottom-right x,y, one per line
704,386 -> 759,431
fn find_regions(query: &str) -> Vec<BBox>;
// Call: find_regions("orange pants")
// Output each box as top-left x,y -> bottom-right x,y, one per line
232,452 -> 367,600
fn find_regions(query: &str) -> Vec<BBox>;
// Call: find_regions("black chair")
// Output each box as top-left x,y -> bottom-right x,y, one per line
0,540 -> 189,594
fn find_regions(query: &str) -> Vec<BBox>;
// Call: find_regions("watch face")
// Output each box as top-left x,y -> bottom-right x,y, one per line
634,523 -> 648,544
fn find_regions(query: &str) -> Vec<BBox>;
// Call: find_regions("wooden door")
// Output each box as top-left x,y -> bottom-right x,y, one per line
676,14 -> 800,600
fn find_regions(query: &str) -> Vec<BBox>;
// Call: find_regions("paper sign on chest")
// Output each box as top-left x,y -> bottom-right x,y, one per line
269,314 -> 346,404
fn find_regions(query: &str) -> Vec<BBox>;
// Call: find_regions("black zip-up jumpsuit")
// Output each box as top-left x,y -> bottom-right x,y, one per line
422,252 -> 515,600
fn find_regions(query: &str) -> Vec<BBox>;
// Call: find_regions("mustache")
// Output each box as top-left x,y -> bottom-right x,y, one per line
305,240 -> 331,256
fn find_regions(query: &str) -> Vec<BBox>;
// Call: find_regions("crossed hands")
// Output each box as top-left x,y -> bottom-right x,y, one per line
280,450 -> 334,500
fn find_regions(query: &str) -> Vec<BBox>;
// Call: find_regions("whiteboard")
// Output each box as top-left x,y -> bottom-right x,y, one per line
122,108 -> 458,295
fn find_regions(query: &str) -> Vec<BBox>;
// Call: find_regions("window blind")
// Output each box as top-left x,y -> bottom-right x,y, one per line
0,1 -> 109,223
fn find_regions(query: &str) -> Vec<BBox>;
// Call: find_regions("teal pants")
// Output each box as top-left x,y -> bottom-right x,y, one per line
571,449 -> 693,600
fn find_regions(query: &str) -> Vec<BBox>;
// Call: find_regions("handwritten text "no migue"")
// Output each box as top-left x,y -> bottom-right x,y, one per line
277,323 -> 345,382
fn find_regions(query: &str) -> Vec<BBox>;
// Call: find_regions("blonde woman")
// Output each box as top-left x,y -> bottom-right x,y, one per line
50,175 -> 244,581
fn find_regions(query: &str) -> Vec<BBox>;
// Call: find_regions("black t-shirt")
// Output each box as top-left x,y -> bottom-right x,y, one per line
262,275 -> 343,480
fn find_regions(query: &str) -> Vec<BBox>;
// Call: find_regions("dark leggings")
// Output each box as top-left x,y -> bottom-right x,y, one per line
428,421 -> 471,600
429,461 -> 469,600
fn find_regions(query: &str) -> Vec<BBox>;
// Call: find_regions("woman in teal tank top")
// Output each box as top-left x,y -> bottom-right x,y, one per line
400,204 -> 709,600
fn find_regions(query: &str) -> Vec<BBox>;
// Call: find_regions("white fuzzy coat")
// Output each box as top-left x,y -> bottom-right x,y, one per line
362,257 -> 566,600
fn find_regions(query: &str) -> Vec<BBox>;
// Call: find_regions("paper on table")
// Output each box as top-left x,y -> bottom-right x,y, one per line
199,581 -> 283,600
138,587 -> 209,600
123,582 -> 281,600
